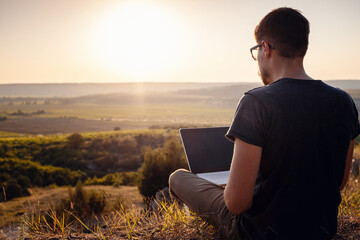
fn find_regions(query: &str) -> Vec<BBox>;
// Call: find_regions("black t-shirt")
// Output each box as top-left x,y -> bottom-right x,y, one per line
226,78 -> 360,239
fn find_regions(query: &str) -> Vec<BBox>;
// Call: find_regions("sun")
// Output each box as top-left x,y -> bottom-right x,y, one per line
92,2 -> 184,80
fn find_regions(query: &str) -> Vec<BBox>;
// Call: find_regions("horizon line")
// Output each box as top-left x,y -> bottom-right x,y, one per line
1,79 -> 360,85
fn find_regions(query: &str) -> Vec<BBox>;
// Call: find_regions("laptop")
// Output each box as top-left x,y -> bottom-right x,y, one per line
179,127 -> 234,185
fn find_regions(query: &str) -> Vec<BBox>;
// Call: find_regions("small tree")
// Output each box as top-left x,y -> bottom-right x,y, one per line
138,148 -> 167,198
67,133 -> 85,149
138,138 -> 187,198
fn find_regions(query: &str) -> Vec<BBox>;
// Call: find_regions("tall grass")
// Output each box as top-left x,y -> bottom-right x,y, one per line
340,145 -> 360,219
339,175 -> 360,218
18,175 -> 360,239
16,182 -> 215,239
21,199 -> 217,239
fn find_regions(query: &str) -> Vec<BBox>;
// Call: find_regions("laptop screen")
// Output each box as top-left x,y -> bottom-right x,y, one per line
180,127 -> 234,174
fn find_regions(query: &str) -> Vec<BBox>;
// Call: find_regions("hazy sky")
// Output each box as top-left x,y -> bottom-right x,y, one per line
0,0 -> 359,83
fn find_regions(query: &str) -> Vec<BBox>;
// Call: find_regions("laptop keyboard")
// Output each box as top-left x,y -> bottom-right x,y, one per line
197,170 -> 230,185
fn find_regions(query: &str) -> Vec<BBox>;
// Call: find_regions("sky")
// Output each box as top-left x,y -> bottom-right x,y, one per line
0,0 -> 359,84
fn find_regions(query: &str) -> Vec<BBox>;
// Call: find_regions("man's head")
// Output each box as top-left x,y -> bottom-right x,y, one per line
254,7 -> 310,59
252,7 -> 310,85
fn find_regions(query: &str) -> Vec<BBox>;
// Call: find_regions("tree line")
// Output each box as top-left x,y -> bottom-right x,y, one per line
0,129 -> 188,201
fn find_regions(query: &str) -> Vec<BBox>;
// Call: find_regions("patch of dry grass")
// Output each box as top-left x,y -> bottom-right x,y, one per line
0,186 -> 143,229
1,176 -> 360,239
18,200 -> 217,240
1,184 -> 217,239
336,146 -> 360,239
339,176 -> 360,218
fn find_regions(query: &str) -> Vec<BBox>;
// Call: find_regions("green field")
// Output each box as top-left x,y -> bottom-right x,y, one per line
1,82 -> 360,136
0,131 -> 22,138
0,94 -> 236,135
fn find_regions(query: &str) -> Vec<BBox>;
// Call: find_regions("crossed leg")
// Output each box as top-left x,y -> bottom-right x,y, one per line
168,169 -> 242,239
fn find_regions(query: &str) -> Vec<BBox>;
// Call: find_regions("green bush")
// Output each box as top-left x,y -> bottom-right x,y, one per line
84,172 -> 139,186
138,138 -> 187,198
33,174 -> 43,187
67,133 -> 85,149
16,175 -> 31,188
0,158 -> 88,188
0,173 -> 11,183
4,179 -> 30,200
0,129 -> 171,177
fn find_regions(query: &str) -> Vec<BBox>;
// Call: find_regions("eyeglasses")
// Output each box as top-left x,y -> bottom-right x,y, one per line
250,42 -> 275,61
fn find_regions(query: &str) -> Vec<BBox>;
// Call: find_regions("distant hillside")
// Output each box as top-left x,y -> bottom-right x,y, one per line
175,80 -> 360,98
0,80 -> 359,98
0,82 -> 235,97
1,80 -> 360,135
176,83 -> 261,98
325,80 -> 360,90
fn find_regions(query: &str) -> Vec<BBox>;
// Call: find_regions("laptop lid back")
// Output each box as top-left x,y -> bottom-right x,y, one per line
179,127 -> 233,174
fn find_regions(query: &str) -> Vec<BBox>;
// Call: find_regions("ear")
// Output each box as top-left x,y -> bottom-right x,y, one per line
261,41 -> 272,58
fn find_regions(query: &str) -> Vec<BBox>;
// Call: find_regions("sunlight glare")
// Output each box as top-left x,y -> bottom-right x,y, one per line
92,2 -> 184,80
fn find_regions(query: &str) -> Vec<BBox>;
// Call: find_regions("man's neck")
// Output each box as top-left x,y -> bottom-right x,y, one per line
269,57 -> 313,83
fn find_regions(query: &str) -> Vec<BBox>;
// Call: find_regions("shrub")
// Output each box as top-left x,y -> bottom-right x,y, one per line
138,138 -> 187,198
87,190 -> 106,215
84,172 -> 139,186
0,158 -> 88,188
112,194 -> 128,211
33,174 -> 43,187
0,173 -> 11,183
138,148 -> 166,198
69,181 -> 88,218
68,181 -> 106,219
16,175 -> 31,188
5,179 -> 29,200
67,133 -> 85,149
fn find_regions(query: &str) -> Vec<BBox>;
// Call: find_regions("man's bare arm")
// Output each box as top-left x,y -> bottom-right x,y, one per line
224,138 -> 262,215
340,140 -> 355,190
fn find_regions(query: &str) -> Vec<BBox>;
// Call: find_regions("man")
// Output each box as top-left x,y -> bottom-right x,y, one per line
169,7 -> 359,239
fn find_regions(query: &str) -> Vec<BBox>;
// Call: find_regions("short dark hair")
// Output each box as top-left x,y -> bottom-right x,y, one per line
254,7 -> 310,58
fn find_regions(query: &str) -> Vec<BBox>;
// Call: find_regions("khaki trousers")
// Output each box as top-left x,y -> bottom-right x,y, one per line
168,169 -> 243,239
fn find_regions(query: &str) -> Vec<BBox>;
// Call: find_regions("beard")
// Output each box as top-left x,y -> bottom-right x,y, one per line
258,67 -> 271,85
257,55 -> 271,85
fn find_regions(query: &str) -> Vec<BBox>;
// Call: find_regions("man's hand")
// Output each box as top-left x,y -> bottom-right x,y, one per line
224,138 -> 262,215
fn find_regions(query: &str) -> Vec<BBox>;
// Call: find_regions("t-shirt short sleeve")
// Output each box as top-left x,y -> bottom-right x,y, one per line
226,93 -> 269,147
350,97 -> 360,140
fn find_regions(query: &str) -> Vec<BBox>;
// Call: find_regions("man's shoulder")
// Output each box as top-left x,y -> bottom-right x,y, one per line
246,79 -> 350,97
313,80 -> 353,101
243,83 -> 277,100
242,79 -> 354,109
244,85 -> 270,97
245,86 -> 265,94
